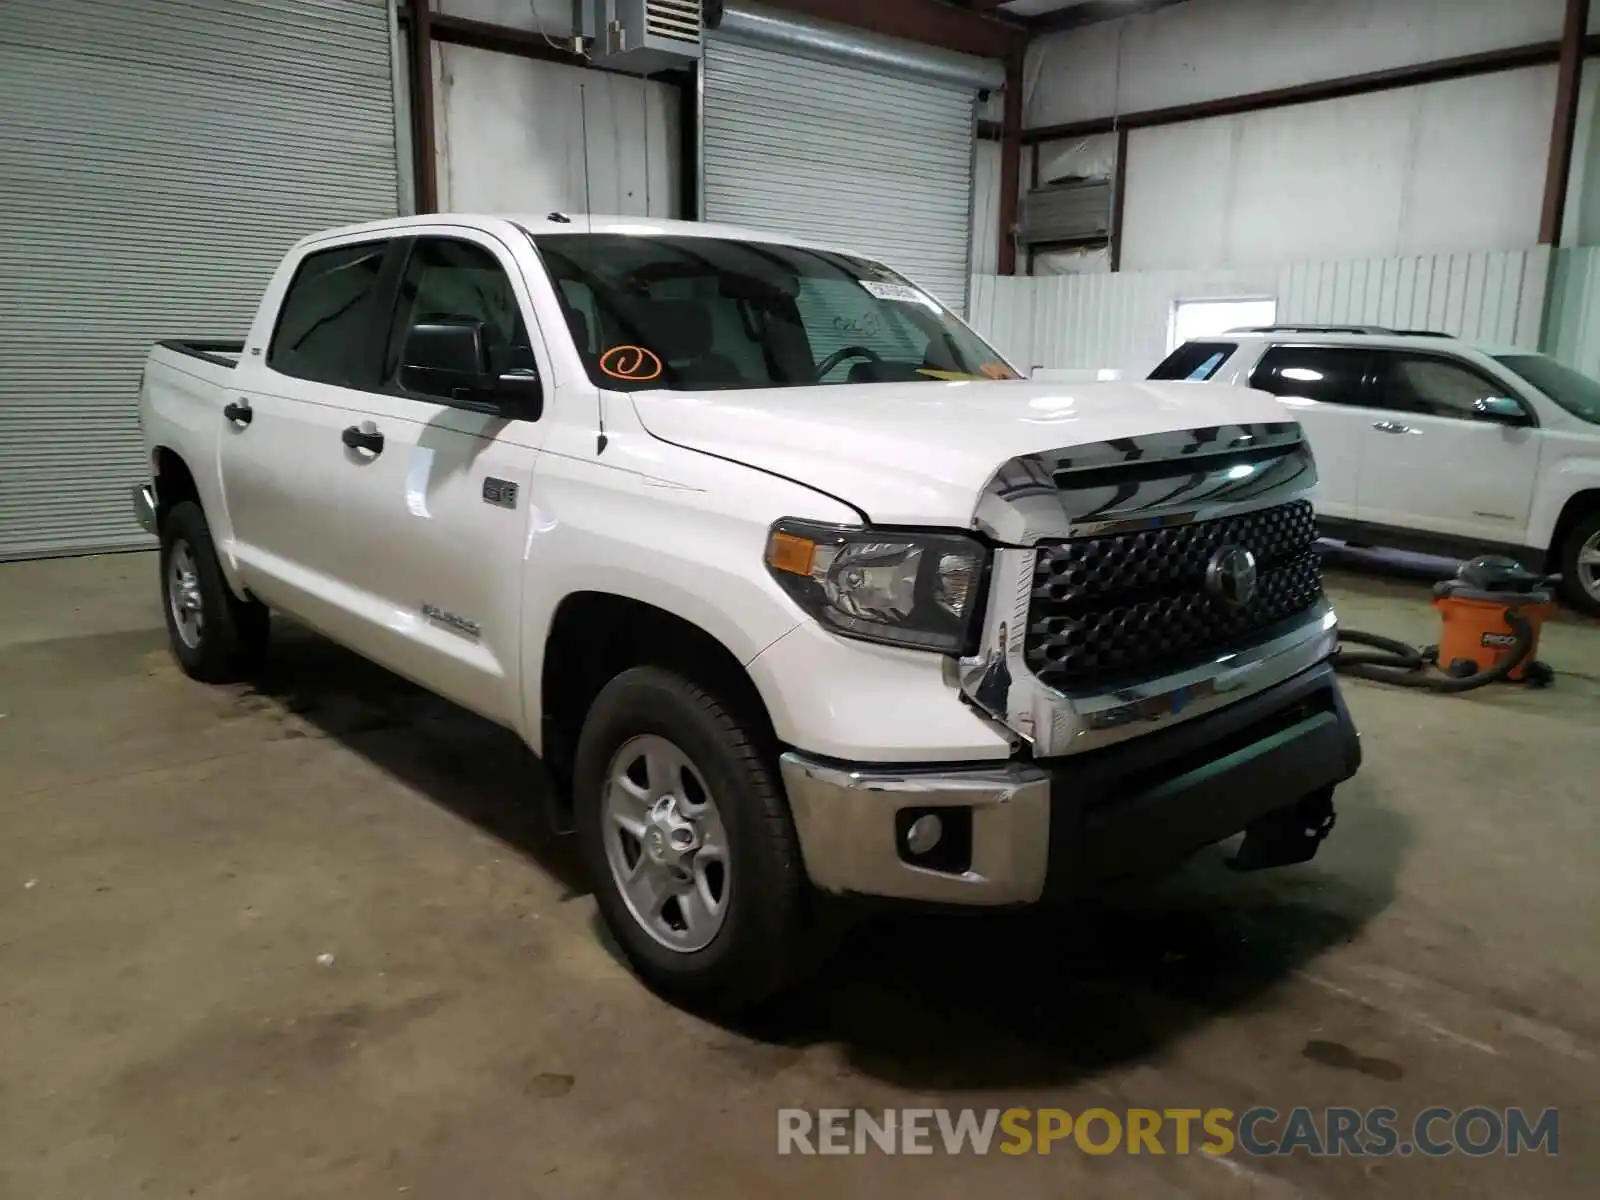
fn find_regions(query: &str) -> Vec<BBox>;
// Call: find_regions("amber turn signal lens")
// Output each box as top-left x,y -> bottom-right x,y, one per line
765,530 -> 816,576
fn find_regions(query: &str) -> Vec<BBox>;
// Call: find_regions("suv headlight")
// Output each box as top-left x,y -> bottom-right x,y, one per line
763,518 -> 988,653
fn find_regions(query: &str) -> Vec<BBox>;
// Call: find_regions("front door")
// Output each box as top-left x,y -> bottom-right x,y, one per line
1355,350 -> 1540,544
332,232 -> 551,728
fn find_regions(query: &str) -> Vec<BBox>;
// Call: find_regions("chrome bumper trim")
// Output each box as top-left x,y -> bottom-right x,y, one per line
778,754 -> 1051,905
133,484 -> 157,535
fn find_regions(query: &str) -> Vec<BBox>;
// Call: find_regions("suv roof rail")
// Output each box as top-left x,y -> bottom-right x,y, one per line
1227,324 -> 1392,335
1224,323 -> 1457,338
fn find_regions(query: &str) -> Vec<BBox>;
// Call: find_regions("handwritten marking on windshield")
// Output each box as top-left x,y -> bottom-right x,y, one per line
599,345 -> 663,381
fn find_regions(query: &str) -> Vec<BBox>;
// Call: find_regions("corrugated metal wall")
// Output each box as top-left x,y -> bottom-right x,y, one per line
967,275 -> 1038,368
1277,250 -> 1549,345
703,34 -> 977,312
1546,247 -> 1600,377
968,248 -> 1553,377
0,0 -> 399,560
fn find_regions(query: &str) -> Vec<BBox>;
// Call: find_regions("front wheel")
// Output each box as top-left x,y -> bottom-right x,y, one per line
573,666 -> 811,1012
159,500 -> 269,682
1557,511 -> 1600,618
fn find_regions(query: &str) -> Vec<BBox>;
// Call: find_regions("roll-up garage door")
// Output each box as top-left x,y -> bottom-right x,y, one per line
0,0 -> 401,560
702,13 -> 997,316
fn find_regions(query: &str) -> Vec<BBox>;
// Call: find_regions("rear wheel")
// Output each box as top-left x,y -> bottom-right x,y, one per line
574,666 -> 811,1012
1557,511 -> 1600,617
159,500 -> 269,681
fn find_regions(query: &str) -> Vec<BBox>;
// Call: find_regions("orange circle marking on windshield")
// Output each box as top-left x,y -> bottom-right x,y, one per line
599,345 -> 663,381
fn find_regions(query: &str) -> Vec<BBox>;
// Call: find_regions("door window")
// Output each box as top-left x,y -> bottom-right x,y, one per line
1371,352 -> 1527,421
1249,346 -> 1373,406
385,238 -> 538,400
267,240 -> 390,387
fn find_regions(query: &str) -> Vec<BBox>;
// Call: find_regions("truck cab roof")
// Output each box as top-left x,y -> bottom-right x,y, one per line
298,212 -> 846,256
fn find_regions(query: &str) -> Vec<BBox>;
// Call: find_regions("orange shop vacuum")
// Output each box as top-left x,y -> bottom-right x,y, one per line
1332,556 -> 1557,691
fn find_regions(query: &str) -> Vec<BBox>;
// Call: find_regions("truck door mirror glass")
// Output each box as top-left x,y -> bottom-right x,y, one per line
1473,396 -> 1530,426
400,319 -> 489,397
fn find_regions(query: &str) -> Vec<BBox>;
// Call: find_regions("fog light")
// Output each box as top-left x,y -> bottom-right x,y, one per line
904,813 -> 943,855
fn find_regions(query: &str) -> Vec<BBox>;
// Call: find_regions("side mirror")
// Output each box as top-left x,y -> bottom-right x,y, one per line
401,318 -> 489,398
401,318 -> 542,419
492,368 -> 544,420
1473,396 -> 1531,426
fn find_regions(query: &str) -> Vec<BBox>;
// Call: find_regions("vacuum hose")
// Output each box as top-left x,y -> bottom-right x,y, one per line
1332,611 -> 1536,692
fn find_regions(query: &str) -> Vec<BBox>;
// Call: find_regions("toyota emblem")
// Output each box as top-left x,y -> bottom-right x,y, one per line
1205,545 -> 1258,609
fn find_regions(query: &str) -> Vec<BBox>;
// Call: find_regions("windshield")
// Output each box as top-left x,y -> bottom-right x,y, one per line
1494,353 -> 1600,425
530,234 -> 1017,391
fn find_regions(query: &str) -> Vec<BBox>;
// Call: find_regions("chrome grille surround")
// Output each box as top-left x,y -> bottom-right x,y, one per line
957,422 -> 1338,758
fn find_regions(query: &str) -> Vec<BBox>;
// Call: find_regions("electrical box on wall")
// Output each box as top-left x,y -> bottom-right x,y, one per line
578,0 -> 703,74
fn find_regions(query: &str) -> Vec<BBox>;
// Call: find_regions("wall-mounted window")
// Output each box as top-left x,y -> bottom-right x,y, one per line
1168,298 -> 1277,351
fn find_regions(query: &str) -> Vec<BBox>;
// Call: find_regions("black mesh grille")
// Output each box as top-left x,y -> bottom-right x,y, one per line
1027,499 -> 1321,689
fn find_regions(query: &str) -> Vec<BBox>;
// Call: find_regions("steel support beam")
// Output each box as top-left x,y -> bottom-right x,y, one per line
1027,0 -> 1189,35
977,36 -> 1600,146
1540,0 -> 1592,244
997,52 -> 1023,274
760,0 -> 1026,60
1108,127 -> 1128,272
404,2 -> 439,212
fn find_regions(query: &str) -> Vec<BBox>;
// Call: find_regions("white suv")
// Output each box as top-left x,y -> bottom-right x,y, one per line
1151,326 -> 1600,615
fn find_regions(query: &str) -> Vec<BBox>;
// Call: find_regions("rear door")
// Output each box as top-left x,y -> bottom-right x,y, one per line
330,231 -> 551,728
222,238 -> 395,638
1246,345 -> 1373,521
1355,350 -> 1540,542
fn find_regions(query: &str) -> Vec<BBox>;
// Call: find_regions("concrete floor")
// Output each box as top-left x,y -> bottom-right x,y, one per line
1,551 -> 1597,1199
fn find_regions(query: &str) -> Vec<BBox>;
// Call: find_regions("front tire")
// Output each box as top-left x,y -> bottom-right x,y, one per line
1557,511 -> 1600,618
159,500 -> 269,682
573,666 -> 810,1012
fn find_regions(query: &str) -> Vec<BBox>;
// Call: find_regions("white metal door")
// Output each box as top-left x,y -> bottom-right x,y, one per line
0,0 -> 401,560
701,34 -> 977,314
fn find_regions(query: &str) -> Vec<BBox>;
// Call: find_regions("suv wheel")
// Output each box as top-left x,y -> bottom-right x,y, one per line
1557,511 -> 1600,618
159,500 -> 270,681
573,666 -> 810,1012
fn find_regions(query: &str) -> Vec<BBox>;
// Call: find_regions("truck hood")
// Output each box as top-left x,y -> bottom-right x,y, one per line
628,380 -> 1290,525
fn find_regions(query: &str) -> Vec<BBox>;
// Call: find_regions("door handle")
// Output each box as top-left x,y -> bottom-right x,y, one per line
223,399 -> 253,426
1372,420 -> 1417,435
341,425 -> 384,455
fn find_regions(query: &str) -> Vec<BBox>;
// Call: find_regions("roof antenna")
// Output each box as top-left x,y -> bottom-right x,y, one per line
596,397 -> 608,455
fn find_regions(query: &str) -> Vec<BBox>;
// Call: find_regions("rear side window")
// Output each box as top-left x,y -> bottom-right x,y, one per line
1249,346 -> 1372,405
268,241 -> 390,387
1150,341 -> 1236,381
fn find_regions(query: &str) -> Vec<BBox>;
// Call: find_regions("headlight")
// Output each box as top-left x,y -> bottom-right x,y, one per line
763,518 -> 988,653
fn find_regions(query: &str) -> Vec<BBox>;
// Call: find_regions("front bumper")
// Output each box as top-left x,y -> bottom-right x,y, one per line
779,662 -> 1360,906
133,483 -> 157,535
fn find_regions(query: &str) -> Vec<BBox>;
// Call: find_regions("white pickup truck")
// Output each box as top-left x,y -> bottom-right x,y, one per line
135,214 -> 1361,1010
